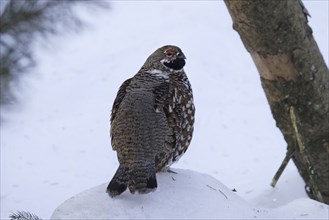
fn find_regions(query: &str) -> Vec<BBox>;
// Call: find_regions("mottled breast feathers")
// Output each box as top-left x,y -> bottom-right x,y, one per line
107,45 -> 194,197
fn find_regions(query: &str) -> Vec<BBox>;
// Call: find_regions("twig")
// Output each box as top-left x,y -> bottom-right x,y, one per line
271,149 -> 294,187
206,185 -> 228,199
206,184 -> 216,191
167,169 -> 177,174
218,188 -> 228,199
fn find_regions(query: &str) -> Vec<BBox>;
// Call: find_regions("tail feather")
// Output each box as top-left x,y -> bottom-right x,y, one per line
107,165 -> 129,197
107,163 -> 157,197
129,162 -> 157,194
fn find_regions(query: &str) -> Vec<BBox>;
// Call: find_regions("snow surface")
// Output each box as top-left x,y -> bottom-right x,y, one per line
50,169 -> 328,220
1,1 -> 328,219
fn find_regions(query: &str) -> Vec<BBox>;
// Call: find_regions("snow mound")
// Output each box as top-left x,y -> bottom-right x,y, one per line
50,169 -> 328,219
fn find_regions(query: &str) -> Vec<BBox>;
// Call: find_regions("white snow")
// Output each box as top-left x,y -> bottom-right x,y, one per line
51,169 -> 256,219
50,169 -> 328,220
1,1 -> 328,219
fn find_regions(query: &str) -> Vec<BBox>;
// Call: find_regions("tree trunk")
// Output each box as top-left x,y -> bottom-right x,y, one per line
224,0 -> 329,204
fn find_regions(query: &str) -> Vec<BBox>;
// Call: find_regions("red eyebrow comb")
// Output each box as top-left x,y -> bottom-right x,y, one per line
165,48 -> 176,55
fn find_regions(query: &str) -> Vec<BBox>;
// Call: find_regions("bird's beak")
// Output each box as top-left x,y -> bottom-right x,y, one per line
178,52 -> 186,59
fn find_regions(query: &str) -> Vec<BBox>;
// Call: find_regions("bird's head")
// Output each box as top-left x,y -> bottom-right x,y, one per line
144,45 -> 186,72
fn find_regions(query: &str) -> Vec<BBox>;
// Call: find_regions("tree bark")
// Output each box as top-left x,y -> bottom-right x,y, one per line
224,0 -> 329,204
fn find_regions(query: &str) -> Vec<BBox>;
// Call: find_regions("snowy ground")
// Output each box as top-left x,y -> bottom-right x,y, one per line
1,1 -> 328,219
50,169 -> 328,219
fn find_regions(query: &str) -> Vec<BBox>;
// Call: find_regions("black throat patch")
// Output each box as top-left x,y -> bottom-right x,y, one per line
163,58 -> 185,70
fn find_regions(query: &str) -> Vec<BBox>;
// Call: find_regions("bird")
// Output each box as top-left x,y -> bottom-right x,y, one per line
107,45 -> 195,197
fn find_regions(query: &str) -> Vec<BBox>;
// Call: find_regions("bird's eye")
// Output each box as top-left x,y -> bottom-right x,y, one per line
165,48 -> 175,57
